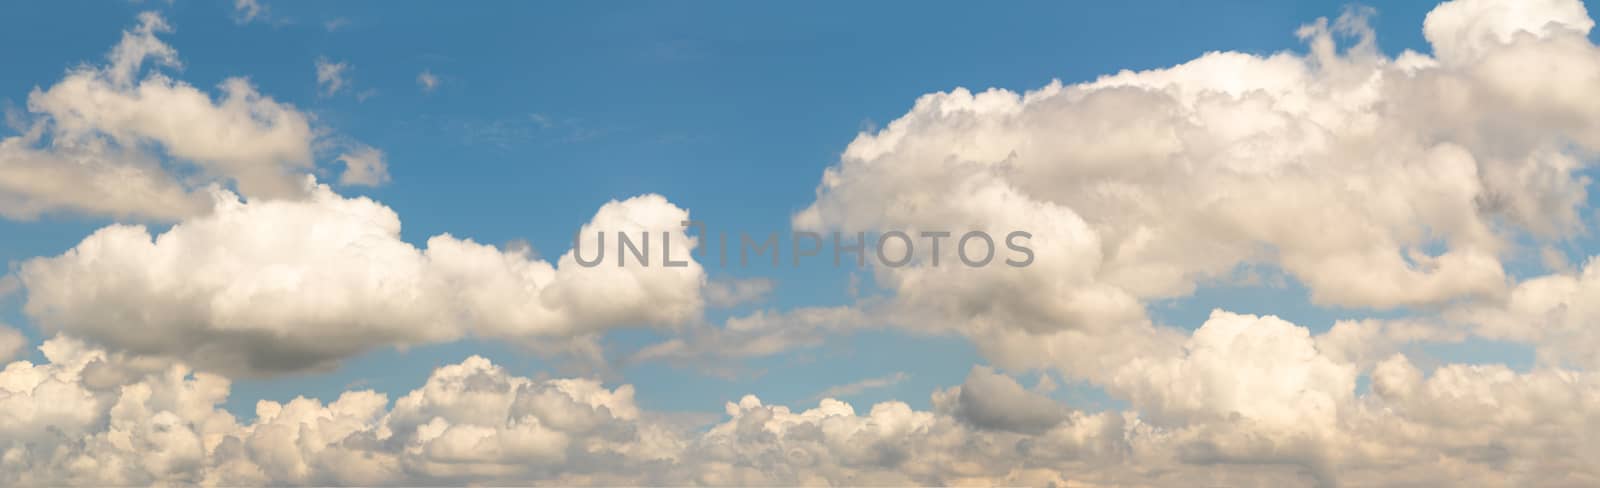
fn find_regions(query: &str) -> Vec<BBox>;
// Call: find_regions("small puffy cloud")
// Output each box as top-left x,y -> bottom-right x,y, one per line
18,181 -> 706,376
417,70 -> 440,92
315,57 -> 351,97
32,12 -> 313,199
336,145 -> 390,187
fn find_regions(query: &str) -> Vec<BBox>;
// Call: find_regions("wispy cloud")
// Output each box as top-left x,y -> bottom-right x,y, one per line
417,70 -> 440,93
814,371 -> 909,400
448,113 -> 609,148
233,0 -> 265,25
315,57 -> 350,97
233,0 -> 292,26
705,277 -> 774,308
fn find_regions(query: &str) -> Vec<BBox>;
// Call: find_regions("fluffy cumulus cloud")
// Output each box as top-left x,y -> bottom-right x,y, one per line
778,0 -> 1600,431
3,10 -> 702,378
795,0 -> 1600,333
0,12 -> 359,220
697,0 -> 1600,483
0,339 -> 670,486
0,338 -> 1196,486
1452,256 -> 1600,370
17,181 -> 705,376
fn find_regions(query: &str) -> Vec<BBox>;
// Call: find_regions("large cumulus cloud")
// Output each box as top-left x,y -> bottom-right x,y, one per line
17,181 -> 706,376
794,0 -> 1600,336
768,3 -> 1600,450
596,0 -> 1600,483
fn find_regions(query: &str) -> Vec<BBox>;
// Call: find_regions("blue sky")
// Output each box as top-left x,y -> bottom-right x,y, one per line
0,0 -> 1559,419
12,1 -> 1600,485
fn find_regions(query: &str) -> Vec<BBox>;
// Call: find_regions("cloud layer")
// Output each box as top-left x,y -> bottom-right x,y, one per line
3,327 -> 1598,487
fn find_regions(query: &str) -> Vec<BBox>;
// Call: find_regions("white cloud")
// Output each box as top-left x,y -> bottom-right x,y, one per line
18,181 -> 706,376
786,0 -> 1600,386
335,145 -> 390,187
431,26 -> 1578,461
1110,311 -> 1356,432
1451,255 -> 1600,369
34,67 -> 317,198
1422,0 -> 1593,64
628,2 -> 1600,482
0,340 -> 672,486
0,12 -> 363,221
0,339 -> 1121,486
4,332 -> 1599,486
42,11 -> 314,195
